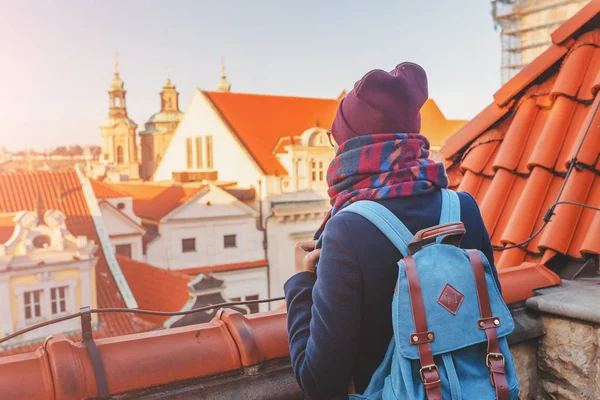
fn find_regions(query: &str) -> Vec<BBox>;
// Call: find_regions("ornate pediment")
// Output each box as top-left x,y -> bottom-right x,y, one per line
0,210 -> 96,270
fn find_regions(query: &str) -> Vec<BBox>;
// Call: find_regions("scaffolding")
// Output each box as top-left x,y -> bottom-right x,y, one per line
491,0 -> 591,83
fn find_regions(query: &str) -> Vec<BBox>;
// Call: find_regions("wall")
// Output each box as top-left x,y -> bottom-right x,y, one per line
536,315 -> 599,399
98,201 -> 144,261
3,261 -> 95,343
147,216 -> 263,270
146,186 -> 264,270
213,267 -> 269,313
110,235 -> 143,261
153,90 -> 264,188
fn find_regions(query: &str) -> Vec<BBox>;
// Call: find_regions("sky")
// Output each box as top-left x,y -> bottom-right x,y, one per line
0,0 -> 502,151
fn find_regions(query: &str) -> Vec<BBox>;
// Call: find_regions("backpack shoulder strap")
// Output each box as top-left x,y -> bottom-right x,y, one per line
337,201 -> 412,258
439,189 -> 461,225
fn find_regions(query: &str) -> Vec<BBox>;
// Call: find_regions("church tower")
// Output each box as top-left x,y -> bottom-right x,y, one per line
100,58 -> 140,180
140,69 -> 184,180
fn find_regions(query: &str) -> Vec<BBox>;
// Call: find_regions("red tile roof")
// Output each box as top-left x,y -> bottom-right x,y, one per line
90,178 -> 130,198
0,170 -> 157,355
116,255 -> 191,325
440,4 -> 600,303
0,212 -> 18,243
179,259 -> 268,275
0,309 -> 288,398
204,92 -> 464,175
110,182 -> 204,221
204,91 -> 339,175
419,99 -> 467,149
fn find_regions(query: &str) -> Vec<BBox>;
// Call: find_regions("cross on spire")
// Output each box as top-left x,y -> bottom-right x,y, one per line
114,51 -> 119,74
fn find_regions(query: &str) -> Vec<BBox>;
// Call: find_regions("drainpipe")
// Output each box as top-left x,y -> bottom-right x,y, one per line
256,180 -> 274,302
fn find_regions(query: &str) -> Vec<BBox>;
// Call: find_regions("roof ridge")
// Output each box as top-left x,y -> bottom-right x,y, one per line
203,90 -> 339,102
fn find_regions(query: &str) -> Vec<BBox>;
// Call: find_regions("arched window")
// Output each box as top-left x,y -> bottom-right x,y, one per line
116,146 -> 124,164
115,97 -> 121,107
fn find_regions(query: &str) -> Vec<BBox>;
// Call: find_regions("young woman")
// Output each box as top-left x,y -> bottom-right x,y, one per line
284,62 -> 500,399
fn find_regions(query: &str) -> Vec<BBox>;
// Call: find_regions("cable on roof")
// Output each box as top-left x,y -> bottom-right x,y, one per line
0,296 -> 285,346
493,98 -> 600,252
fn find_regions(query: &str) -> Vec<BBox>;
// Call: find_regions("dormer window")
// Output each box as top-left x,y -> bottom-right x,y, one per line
32,235 -> 51,249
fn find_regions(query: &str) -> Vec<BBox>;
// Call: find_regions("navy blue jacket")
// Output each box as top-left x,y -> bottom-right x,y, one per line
284,190 -> 499,400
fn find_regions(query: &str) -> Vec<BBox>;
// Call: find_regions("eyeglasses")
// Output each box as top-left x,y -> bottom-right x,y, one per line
326,130 -> 336,147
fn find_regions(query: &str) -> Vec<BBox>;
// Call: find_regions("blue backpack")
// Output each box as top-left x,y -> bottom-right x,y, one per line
336,189 -> 519,400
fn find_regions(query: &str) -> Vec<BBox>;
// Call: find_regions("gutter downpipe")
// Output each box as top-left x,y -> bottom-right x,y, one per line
257,180 -> 275,306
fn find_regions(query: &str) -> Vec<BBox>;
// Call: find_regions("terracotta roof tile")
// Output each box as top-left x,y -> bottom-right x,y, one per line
90,179 -> 130,198
442,16 -> 600,302
204,92 -> 464,175
0,310 -> 287,398
111,182 -> 204,221
116,255 -> 191,325
204,91 -> 339,175
0,170 -> 157,355
419,99 -> 468,149
551,0 -> 600,44
179,259 -> 268,275
0,212 -> 18,243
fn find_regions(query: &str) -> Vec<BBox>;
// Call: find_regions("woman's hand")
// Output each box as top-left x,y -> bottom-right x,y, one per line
294,240 -> 321,274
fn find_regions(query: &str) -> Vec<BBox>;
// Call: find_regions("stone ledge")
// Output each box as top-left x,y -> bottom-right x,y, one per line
525,280 -> 600,324
507,305 -> 545,345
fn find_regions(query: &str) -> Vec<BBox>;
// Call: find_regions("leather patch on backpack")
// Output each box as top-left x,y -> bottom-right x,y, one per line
437,284 -> 464,315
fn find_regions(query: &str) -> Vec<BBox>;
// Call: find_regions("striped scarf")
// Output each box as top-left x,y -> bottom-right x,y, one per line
315,133 -> 448,239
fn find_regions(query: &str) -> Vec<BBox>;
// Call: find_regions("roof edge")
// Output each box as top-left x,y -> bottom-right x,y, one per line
440,101 -> 512,159
75,164 -> 139,309
200,90 -> 271,175
551,0 -> 600,44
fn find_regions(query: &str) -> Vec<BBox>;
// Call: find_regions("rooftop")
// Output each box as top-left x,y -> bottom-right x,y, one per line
116,255 -> 191,325
203,92 -> 465,176
109,182 -> 205,221
441,0 -> 600,303
90,178 -> 131,199
0,170 -> 158,355
1,2 -> 599,397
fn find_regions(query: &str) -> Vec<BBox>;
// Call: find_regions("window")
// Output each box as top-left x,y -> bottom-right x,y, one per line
224,234 -> 237,248
115,244 -> 132,258
116,146 -> 124,164
117,202 -> 125,210
50,287 -> 67,315
310,160 -> 325,182
247,295 -> 259,314
32,235 -> 51,249
181,238 -> 196,253
195,137 -> 203,169
229,295 -> 259,313
24,290 -> 42,320
319,162 -> 324,181
205,136 -> 214,169
186,138 -> 193,169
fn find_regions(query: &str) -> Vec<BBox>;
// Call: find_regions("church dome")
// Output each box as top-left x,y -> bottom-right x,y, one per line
139,111 -> 184,134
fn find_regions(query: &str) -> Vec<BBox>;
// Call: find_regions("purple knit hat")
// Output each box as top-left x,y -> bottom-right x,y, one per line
331,62 -> 428,145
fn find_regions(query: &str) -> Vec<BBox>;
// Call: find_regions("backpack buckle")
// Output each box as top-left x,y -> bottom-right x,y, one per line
486,352 -> 505,368
419,364 -> 440,383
